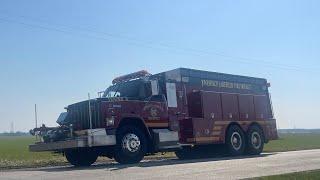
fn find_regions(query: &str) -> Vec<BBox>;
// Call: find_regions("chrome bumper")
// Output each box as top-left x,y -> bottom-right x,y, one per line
29,128 -> 116,152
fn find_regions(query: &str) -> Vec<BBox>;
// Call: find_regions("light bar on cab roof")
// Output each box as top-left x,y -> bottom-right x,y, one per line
112,70 -> 151,84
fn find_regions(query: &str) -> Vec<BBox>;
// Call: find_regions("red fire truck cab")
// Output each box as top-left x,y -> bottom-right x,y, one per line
29,68 -> 278,166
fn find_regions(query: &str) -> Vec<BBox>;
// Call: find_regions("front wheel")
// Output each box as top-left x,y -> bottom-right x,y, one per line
65,148 -> 98,167
226,125 -> 246,156
114,126 -> 147,164
246,125 -> 264,155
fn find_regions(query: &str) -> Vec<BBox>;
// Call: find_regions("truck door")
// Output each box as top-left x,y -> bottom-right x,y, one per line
142,95 -> 168,128
142,80 -> 169,128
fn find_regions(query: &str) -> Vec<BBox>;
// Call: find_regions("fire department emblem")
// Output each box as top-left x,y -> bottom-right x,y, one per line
150,107 -> 158,117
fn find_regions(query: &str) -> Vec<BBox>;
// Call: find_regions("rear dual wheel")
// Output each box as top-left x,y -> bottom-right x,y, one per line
176,125 -> 264,159
246,125 -> 264,155
226,125 -> 246,156
226,125 -> 264,156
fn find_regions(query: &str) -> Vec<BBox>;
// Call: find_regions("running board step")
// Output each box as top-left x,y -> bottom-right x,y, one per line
152,129 -> 181,150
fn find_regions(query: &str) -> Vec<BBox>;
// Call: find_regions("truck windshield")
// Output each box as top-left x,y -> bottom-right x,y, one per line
103,79 -> 151,100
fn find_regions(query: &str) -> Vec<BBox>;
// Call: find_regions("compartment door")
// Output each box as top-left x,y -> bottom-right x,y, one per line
202,92 -> 222,121
202,92 -> 222,138
254,95 -> 269,120
191,92 -> 223,143
239,95 -> 255,121
221,94 -> 240,121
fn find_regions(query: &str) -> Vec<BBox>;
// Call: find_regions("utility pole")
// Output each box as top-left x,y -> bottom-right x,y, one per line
10,122 -> 14,133
35,104 -> 38,128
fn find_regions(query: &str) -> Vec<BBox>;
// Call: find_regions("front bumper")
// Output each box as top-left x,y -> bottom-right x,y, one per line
29,128 -> 116,152
29,137 -> 87,152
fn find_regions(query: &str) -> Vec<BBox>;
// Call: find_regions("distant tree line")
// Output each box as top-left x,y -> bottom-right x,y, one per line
0,131 -> 30,136
1,129 -> 319,136
278,129 -> 320,134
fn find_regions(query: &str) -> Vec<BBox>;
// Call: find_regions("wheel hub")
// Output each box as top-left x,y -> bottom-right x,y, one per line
251,132 -> 261,149
122,133 -> 141,153
231,132 -> 242,151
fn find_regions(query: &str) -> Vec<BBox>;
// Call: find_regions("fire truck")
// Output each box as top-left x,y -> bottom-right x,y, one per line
29,68 -> 278,166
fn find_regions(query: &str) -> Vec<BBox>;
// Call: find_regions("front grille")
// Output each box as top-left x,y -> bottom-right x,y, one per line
67,100 -> 103,130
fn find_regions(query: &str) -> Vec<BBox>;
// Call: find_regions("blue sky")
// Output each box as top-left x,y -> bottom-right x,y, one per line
0,1 -> 319,132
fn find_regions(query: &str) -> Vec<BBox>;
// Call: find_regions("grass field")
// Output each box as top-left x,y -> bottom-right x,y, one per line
1,133 -> 320,169
0,136 -> 67,169
252,169 -> 320,180
264,133 -> 320,152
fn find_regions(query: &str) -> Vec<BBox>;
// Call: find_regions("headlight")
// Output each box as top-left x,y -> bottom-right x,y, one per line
106,117 -> 115,126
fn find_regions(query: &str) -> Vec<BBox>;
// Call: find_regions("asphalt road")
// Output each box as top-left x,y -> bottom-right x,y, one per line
1,149 -> 320,180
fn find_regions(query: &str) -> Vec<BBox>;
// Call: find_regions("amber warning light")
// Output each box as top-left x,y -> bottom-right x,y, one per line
112,70 -> 151,84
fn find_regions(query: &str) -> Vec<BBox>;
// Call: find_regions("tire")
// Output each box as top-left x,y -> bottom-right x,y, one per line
114,126 -> 147,164
246,125 -> 265,155
65,148 -> 98,167
226,125 -> 246,156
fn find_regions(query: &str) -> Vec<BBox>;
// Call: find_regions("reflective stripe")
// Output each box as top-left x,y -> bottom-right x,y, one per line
187,137 -> 220,142
146,122 -> 169,127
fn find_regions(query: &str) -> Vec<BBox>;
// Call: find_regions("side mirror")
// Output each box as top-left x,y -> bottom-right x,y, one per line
150,80 -> 159,95
166,82 -> 177,108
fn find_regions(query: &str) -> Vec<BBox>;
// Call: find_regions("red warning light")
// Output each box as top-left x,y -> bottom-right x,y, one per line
112,70 -> 151,84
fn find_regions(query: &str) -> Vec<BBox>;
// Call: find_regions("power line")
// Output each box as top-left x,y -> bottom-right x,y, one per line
0,13 -> 318,72
0,13 -> 292,69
